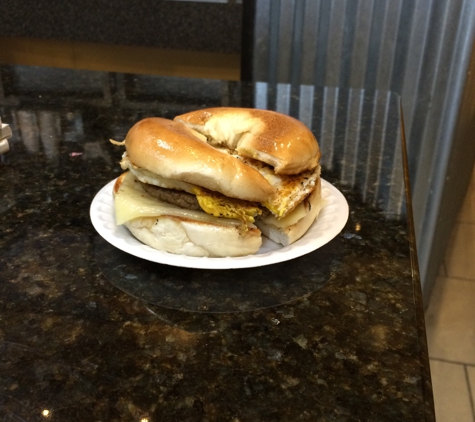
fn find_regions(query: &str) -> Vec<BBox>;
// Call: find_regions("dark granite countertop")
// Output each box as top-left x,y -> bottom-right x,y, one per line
0,65 -> 434,421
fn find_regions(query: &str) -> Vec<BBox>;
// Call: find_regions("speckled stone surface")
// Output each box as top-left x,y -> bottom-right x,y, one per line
0,65 -> 434,421
0,1 -> 242,53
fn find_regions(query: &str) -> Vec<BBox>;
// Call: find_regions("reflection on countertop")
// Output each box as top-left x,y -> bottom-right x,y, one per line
2,65 -> 406,217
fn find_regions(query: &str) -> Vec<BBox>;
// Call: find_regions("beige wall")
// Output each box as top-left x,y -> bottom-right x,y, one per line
0,36 -> 241,81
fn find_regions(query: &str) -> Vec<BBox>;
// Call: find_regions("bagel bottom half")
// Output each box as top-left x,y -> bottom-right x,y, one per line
113,171 -> 323,257
124,216 -> 262,257
113,172 -> 263,257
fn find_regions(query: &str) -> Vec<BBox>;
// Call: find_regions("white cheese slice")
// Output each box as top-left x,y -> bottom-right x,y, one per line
258,201 -> 307,228
114,172 -> 241,227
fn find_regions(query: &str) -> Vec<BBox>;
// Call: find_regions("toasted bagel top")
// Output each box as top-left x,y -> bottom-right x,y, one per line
124,117 -> 275,202
175,107 -> 320,175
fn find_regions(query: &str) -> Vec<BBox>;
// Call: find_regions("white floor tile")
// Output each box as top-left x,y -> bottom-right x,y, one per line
445,222 -> 475,280
426,277 -> 475,364
467,366 -> 475,418
458,180 -> 475,224
438,261 -> 447,277
429,360 -> 473,422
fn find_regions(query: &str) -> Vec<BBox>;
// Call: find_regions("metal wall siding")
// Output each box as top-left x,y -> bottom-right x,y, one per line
298,85 -> 315,130
363,0 -> 387,91
341,89 -> 364,187
390,0 -> 414,94
375,1 -> 402,91
326,2 -> 346,87
251,0 -> 475,295
349,0 -> 374,89
400,0 -> 430,148
301,1 -> 320,85
276,1 -> 295,83
339,0 -> 358,88
253,0 -> 271,82
313,1 -> 329,87
417,0 -> 475,286
290,0 -> 305,86
320,86 -> 339,170
411,0 -> 463,239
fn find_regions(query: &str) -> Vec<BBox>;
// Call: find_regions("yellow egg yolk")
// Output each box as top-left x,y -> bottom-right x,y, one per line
193,187 -> 262,223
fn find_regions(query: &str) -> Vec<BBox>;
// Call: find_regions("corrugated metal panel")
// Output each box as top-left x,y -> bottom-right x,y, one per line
251,0 -> 475,299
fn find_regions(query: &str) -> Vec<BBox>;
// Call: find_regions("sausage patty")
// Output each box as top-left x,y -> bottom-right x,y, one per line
140,182 -> 201,211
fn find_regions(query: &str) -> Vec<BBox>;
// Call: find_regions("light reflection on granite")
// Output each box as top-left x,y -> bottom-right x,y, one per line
0,65 -> 433,421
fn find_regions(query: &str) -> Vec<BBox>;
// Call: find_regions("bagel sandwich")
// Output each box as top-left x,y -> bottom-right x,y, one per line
112,108 -> 324,257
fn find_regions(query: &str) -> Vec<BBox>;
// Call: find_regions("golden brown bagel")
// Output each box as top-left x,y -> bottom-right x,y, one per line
124,117 -> 275,203
174,107 -> 321,175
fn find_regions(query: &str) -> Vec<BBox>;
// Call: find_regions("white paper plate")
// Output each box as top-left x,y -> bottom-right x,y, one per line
90,178 -> 349,269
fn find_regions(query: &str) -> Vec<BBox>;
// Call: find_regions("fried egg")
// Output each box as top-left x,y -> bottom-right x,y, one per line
193,186 -> 262,223
120,151 -> 320,220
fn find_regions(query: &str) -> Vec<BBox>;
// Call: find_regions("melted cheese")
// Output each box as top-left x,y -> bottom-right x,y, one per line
114,172 -> 241,227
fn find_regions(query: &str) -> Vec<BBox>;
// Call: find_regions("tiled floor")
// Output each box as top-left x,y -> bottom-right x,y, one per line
426,164 -> 475,421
